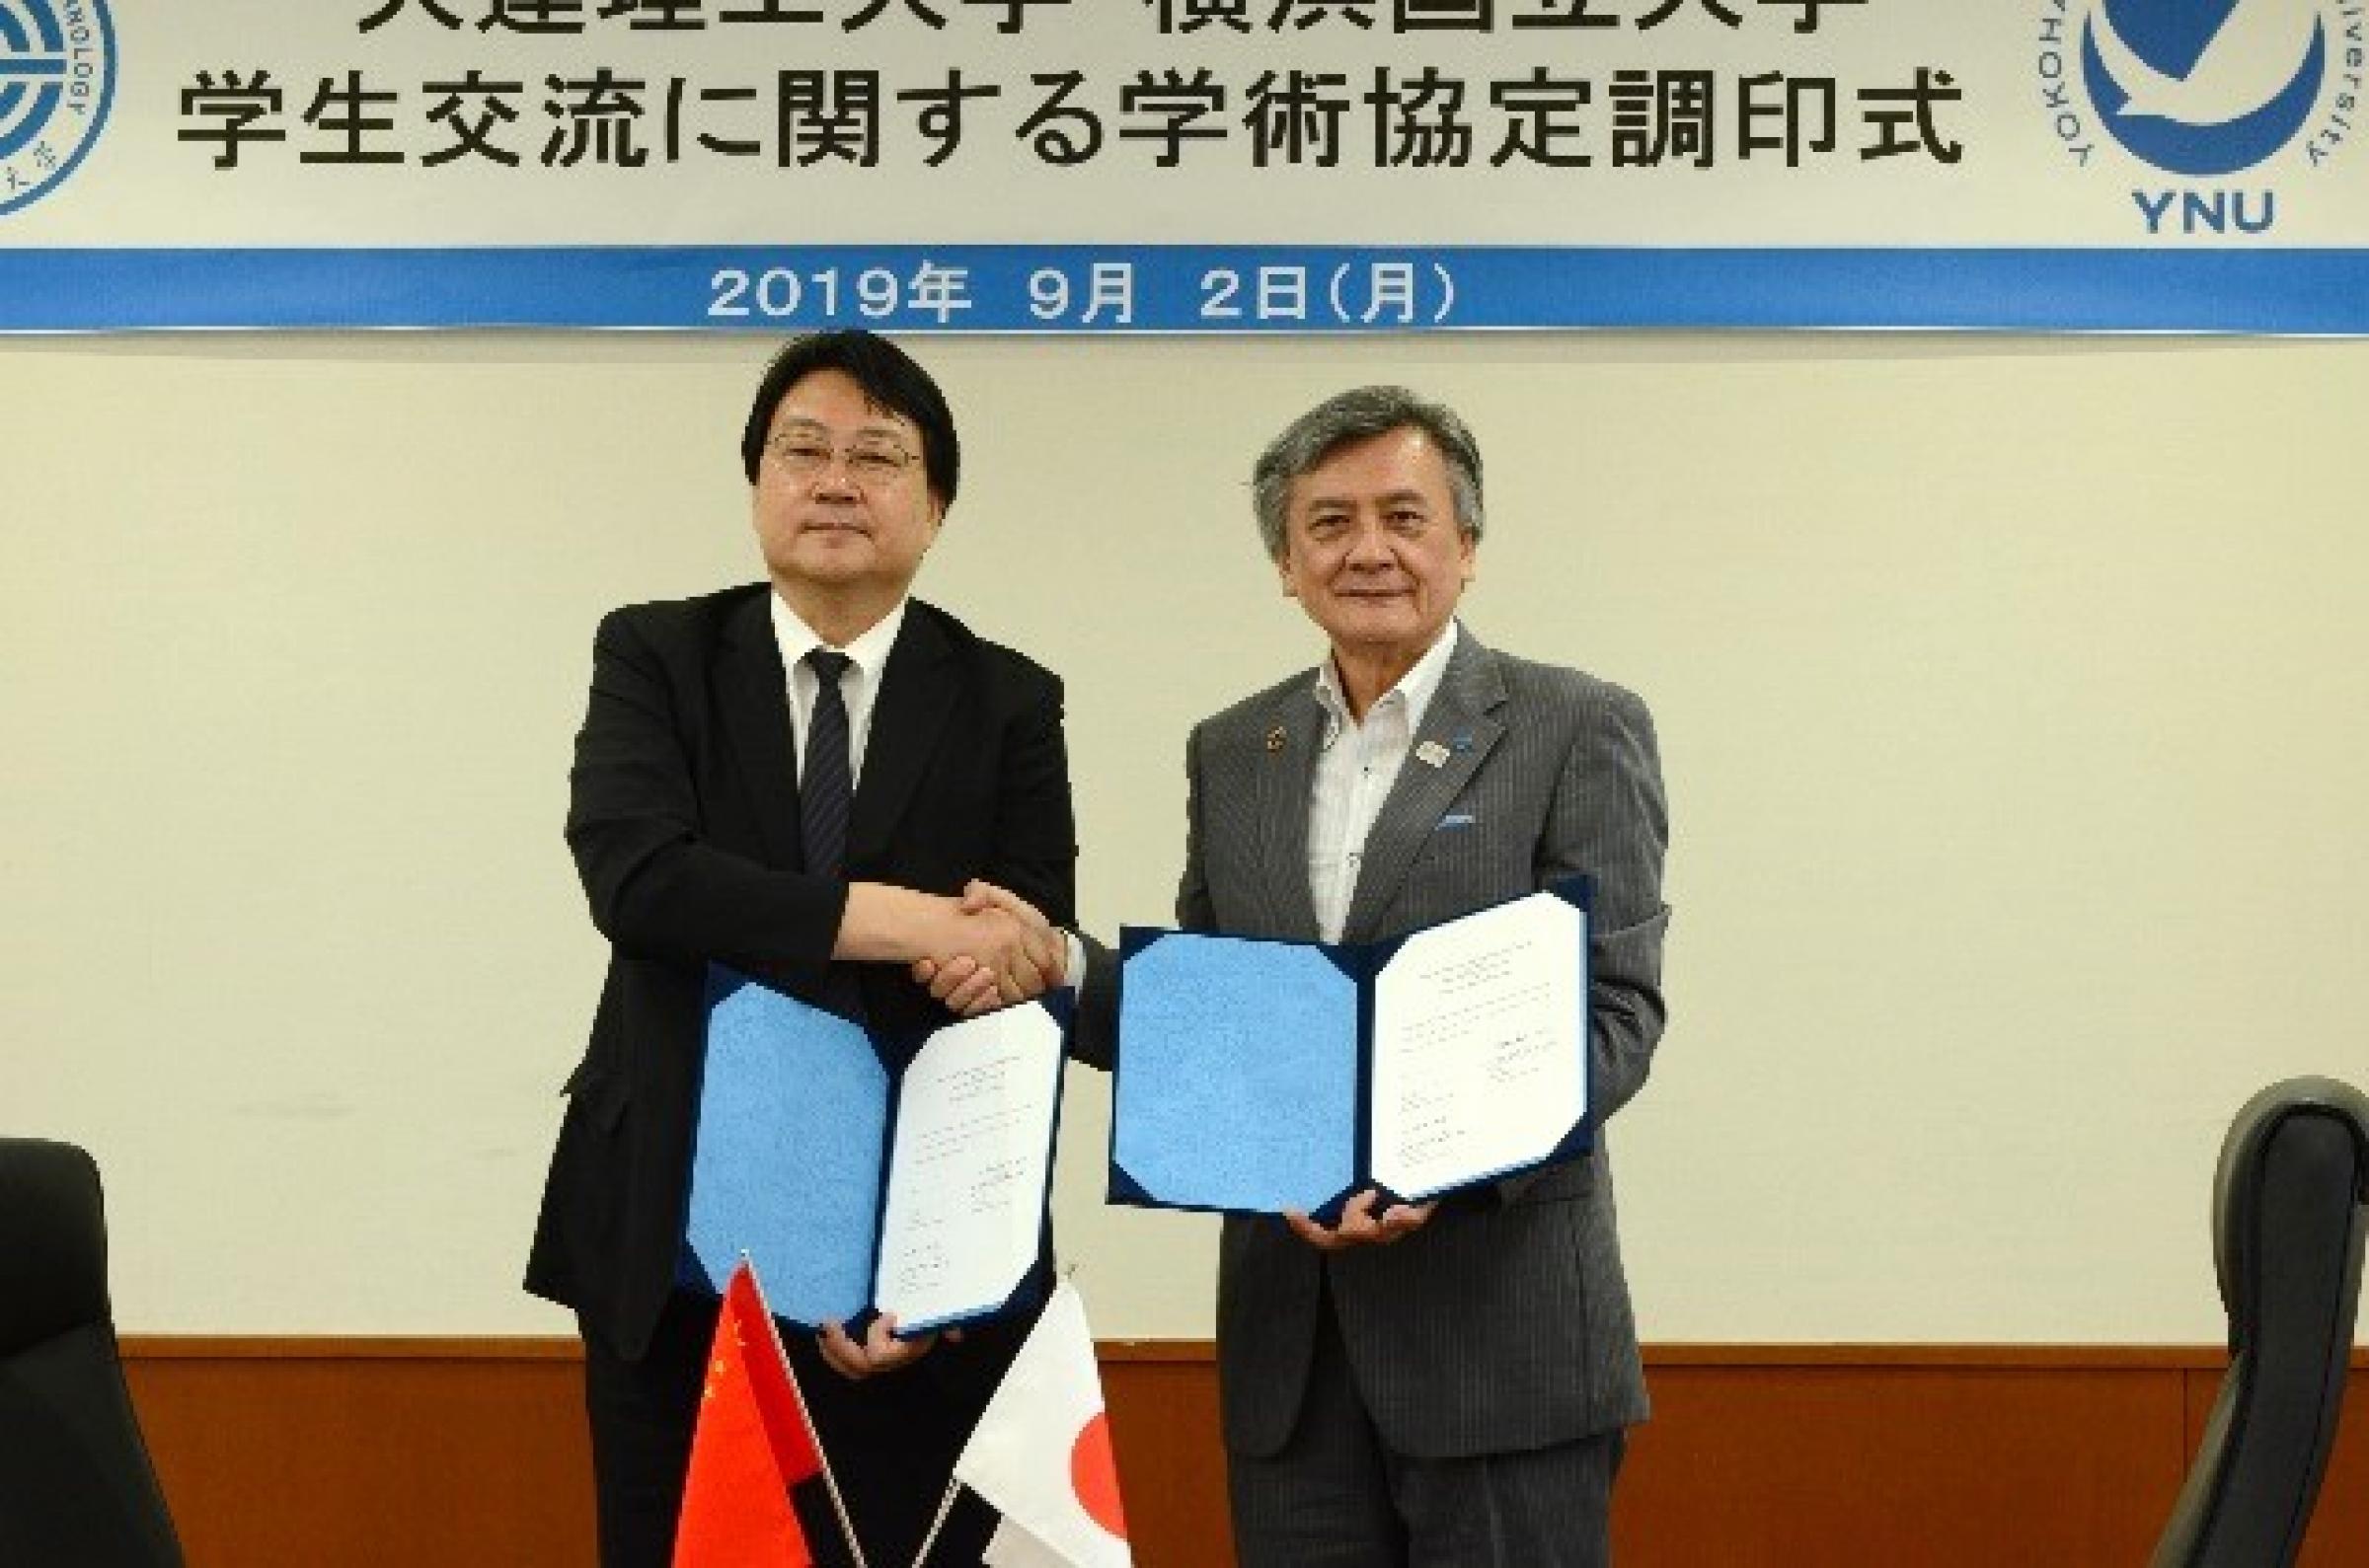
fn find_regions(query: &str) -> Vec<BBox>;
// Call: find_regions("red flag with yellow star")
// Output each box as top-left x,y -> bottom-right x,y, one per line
673,1259 -> 825,1567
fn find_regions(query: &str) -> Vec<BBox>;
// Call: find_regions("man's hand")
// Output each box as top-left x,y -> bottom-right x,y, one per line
1284,1189 -> 1437,1252
816,1314 -> 960,1381
913,880 -> 1065,1015
837,883 -> 1057,1001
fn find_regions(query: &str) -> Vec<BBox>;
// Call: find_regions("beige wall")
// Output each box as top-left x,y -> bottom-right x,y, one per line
4,331 -> 2365,1340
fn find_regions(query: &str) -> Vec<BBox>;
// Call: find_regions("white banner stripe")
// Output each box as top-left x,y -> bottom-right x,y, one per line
4,2 -> 2365,331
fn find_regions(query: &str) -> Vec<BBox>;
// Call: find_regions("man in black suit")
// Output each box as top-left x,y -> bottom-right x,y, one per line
525,331 -> 1076,1568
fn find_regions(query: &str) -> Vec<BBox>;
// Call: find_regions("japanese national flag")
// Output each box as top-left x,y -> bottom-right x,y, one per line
955,1281 -> 1133,1568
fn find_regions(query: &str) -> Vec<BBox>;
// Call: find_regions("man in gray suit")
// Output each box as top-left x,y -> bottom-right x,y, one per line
937,385 -> 1668,1565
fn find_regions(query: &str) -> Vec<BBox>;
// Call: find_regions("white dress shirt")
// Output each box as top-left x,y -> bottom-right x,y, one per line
768,593 -> 907,786
771,592 -> 1086,986
1307,621 -> 1459,943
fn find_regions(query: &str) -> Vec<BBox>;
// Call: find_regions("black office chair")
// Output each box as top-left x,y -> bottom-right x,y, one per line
2151,1076 -> 2369,1568
0,1138 -> 185,1567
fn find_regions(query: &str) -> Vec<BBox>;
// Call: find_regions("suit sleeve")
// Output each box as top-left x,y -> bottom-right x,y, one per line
1175,720 -> 1217,932
1470,682 -> 1667,1211
1071,719 -> 1208,1073
983,664 -> 1079,932
1544,682 -> 1670,1126
565,609 -> 846,993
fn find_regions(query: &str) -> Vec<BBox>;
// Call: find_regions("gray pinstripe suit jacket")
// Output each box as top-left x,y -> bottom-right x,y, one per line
1165,623 -> 1670,1461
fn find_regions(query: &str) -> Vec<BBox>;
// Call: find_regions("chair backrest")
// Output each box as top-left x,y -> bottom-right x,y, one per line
2151,1076 -> 2369,1568
0,1138 -> 185,1568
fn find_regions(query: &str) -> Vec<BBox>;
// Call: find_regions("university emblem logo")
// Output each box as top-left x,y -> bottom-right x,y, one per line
2082,0 -> 2330,176
0,0 -> 115,217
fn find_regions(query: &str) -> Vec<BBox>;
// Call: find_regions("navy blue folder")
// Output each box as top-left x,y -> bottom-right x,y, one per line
1109,880 -> 1593,1223
682,966 -> 1070,1335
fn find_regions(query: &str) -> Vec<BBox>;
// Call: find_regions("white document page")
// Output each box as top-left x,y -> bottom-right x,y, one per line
874,1004 -> 1065,1332
1369,892 -> 1587,1201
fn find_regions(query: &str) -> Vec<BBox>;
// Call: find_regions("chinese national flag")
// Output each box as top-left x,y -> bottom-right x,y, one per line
673,1260 -> 826,1568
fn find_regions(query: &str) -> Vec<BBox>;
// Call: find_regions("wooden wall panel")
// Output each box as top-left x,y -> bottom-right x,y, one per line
1102,1351 -> 1237,1568
125,1342 -> 595,1568
115,1342 -> 2369,1568
1612,1364 -> 2186,1567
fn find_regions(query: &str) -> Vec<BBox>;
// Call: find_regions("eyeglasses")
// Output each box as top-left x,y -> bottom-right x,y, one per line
763,431 -> 921,486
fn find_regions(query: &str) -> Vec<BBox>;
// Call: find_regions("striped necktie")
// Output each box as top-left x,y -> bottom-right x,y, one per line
800,649 -> 854,879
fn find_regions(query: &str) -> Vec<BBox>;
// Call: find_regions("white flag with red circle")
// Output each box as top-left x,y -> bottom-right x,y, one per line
955,1281 -> 1132,1568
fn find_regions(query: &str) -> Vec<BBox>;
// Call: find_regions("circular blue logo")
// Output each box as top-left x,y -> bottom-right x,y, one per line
2082,0 -> 2327,177
0,0 -> 115,217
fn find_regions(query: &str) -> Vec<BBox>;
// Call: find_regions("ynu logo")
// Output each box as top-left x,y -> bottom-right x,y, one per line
2081,0 -> 2330,176
0,0 -> 115,218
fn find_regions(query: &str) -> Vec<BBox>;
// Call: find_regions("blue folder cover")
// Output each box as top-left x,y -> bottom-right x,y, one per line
1110,933 -> 1361,1217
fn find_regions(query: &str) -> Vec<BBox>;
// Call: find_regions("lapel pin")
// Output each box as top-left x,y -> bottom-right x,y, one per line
1451,732 -> 1475,753
1265,726 -> 1287,753
1414,739 -> 1450,769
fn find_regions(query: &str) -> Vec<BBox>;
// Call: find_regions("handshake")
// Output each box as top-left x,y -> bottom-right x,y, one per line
908,879 -> 1068,1017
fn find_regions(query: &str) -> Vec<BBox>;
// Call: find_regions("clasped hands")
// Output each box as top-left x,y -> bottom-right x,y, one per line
912,879 -> 1064,1016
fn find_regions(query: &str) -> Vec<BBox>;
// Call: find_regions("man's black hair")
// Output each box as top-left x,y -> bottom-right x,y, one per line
739,330 -> 959,505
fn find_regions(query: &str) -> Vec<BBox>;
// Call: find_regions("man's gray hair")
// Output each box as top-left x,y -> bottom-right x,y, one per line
1251,385 -> 1485,560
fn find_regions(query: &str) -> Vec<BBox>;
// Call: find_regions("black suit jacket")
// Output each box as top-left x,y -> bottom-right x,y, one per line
525,585 -> 1077,1365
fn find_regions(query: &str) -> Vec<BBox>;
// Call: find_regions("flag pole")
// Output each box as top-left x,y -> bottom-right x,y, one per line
905,1476 -> 963,1568
745,1258 -> 873,1568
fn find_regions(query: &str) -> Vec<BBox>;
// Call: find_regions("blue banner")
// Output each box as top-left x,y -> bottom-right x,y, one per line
8,244 -> 2369,334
